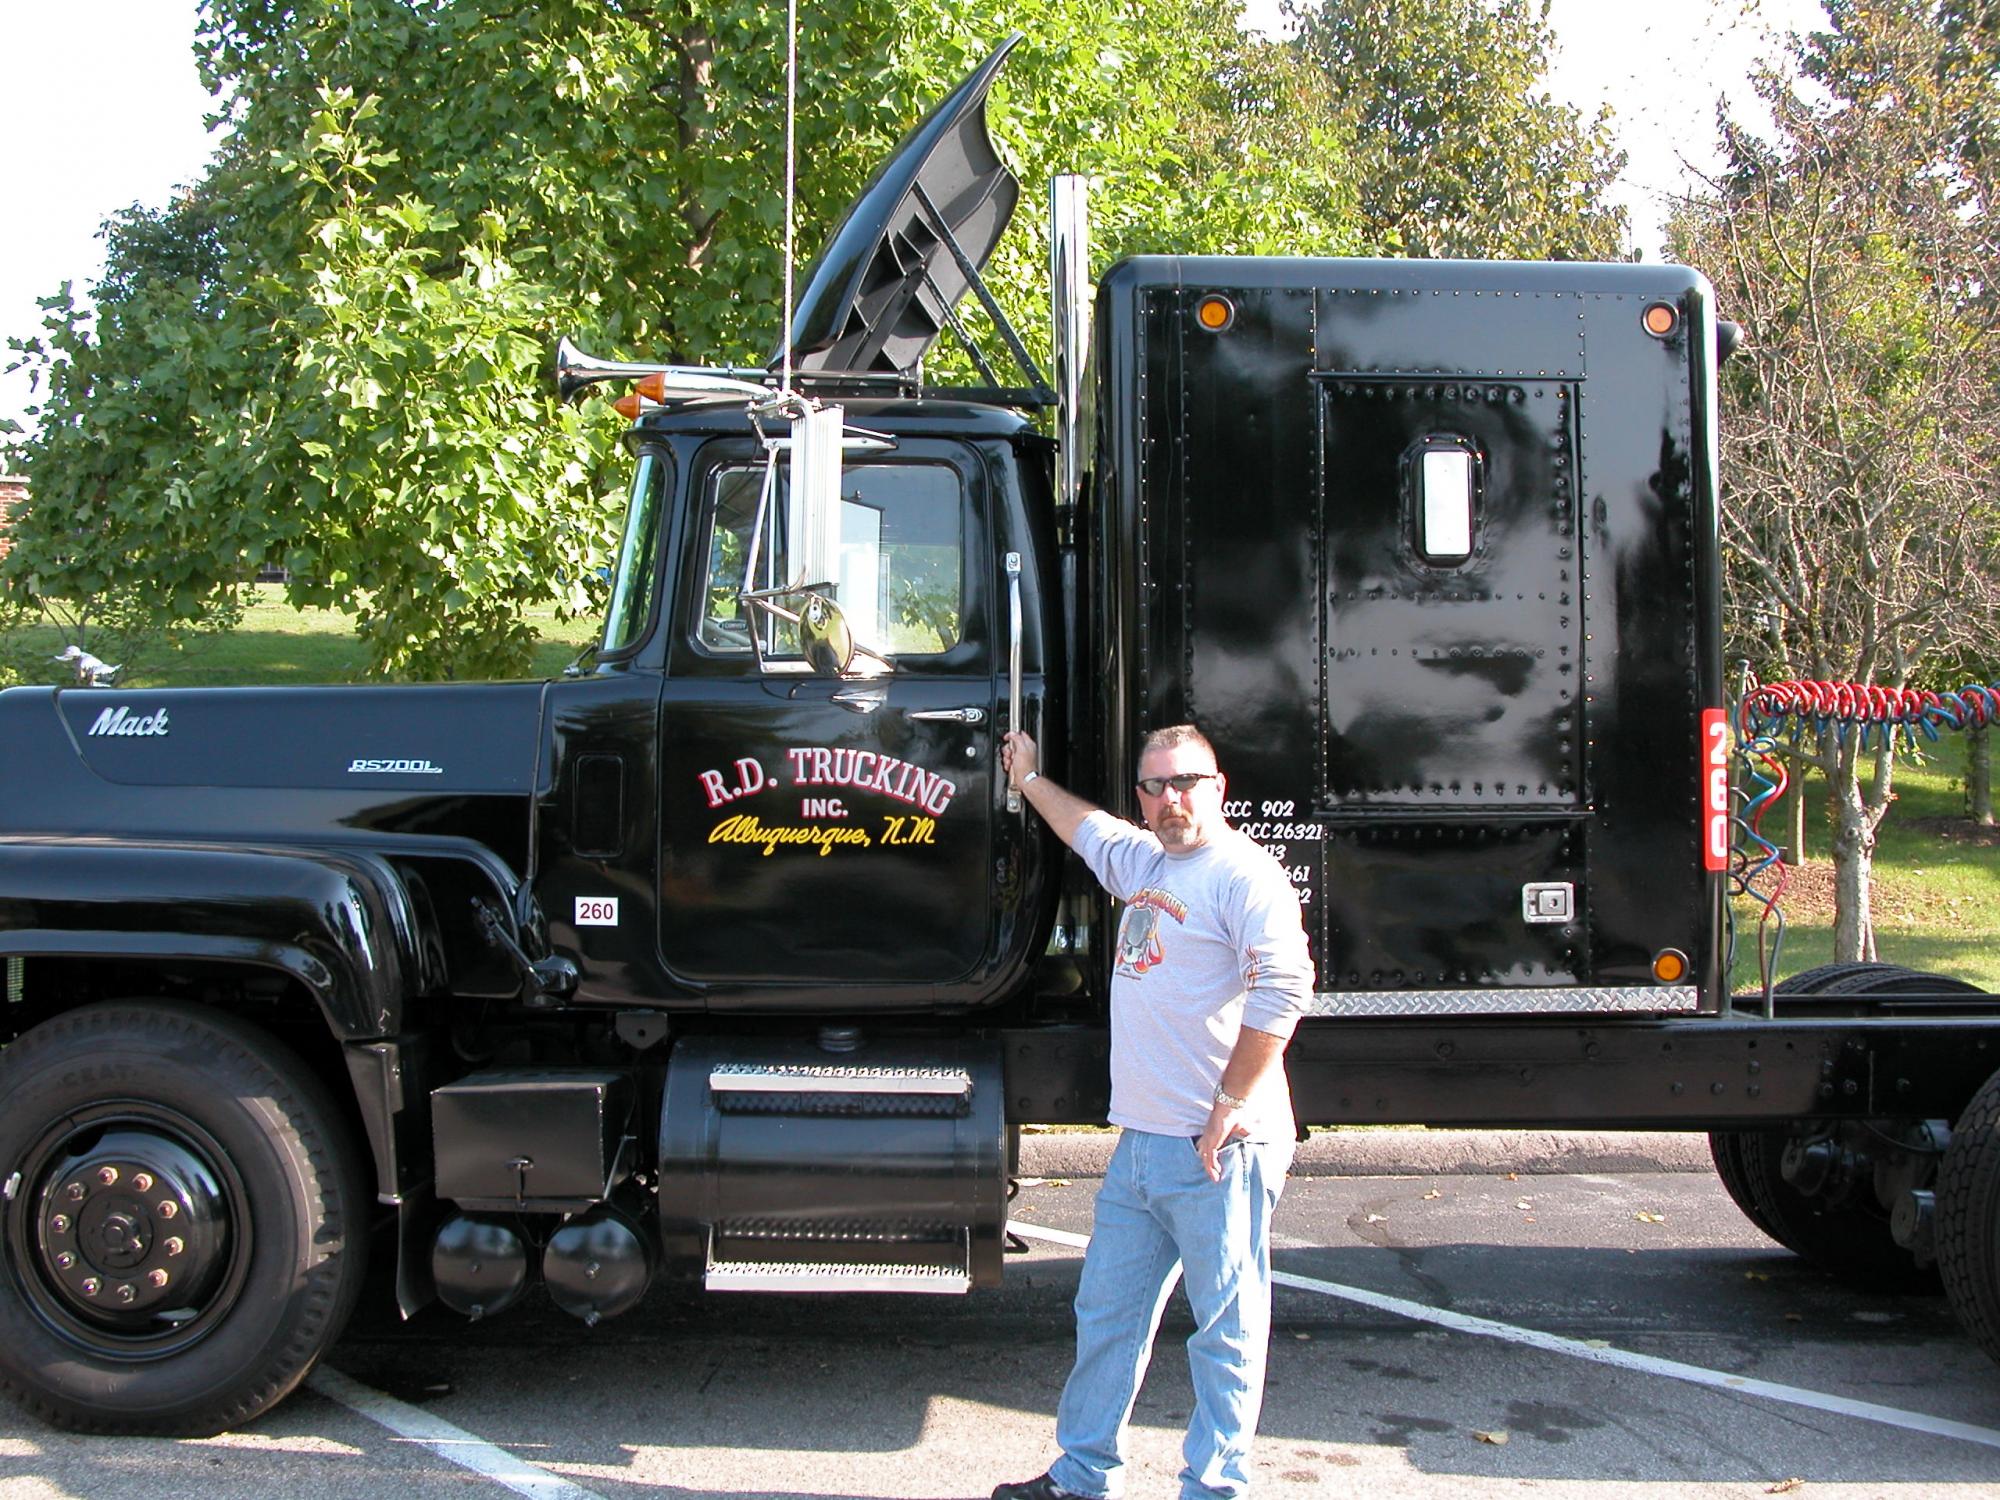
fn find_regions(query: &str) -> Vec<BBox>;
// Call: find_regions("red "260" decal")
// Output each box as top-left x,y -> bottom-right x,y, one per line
1702,709 -> 1730,873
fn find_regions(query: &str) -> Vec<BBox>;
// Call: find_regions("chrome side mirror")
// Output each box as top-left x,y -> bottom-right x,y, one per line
796,592 -> 856,677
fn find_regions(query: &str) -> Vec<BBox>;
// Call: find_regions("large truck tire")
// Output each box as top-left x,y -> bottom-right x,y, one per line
1937,1065 -> 2000,1364
0,1002 -> 368,1434
1712,964 -> 1964,1285
1708,1130 -> 1780,1239
1729,1129 -> 1940,1292
1757,960 -> 1985,1006
1809,962 -> 1985,999
1769,960 -> 1906,994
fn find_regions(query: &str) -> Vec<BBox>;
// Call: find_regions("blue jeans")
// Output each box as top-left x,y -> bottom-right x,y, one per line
1048,1128 -> 1292,1500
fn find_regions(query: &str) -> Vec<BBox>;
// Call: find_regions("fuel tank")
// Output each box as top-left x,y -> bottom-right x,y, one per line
657,1033 -> 1008,1292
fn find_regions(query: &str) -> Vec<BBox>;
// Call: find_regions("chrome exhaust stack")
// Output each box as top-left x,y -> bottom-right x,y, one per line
1050,175 -> 1091,520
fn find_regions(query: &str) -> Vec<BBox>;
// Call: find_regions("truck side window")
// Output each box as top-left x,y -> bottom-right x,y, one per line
1412,438 -> 1479,565
698,462 -> 964,660
602,448 -> 669,654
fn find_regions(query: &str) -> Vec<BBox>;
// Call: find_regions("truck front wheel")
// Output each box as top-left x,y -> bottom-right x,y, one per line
0,1002 -> 367,1434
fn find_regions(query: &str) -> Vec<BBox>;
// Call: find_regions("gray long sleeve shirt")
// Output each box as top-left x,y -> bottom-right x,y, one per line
1073,812 -> 1316,1141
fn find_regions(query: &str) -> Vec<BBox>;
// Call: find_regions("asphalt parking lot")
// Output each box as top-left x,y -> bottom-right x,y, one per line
3,1132 -> 1998,1498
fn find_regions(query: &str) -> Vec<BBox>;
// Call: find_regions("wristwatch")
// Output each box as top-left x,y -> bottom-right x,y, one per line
1021,771 -> 1041,786
1212,1085 -> 1248,1110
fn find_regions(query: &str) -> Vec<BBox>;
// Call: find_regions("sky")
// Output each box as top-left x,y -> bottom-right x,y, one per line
1,0 -> 1827,441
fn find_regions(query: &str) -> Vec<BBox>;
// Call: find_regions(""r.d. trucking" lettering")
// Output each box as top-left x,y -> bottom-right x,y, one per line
785,746 -> 956,816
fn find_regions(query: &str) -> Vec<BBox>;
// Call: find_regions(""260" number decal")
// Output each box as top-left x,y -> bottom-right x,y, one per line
575,897 -> 620,928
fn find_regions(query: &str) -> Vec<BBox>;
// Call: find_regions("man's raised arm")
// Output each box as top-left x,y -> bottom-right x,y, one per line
1002,731 -> 1097,849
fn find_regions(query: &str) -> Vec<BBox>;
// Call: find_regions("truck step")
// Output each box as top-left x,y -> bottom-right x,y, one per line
707,1063 -> 972,1098
703,1260 -> 972,1294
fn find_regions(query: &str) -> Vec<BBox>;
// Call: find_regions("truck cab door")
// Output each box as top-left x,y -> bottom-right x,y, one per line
658,437 -> 1001,995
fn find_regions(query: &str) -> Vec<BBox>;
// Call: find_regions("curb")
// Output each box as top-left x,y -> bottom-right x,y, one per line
1019,1128 -> 1711,1180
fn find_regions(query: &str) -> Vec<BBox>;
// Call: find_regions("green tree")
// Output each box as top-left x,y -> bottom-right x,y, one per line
1673,0 -> 2000,960
1282,0 -> 1628,259
1,176 -> 256,675
8,0 -> 1371,679
7,0 -> 1620,679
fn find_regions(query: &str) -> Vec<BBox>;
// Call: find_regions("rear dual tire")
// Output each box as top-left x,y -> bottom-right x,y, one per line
1707,964 -> 1978,1293
1938,1066 -> 2000,1364
1709,1127 -> 1939,1292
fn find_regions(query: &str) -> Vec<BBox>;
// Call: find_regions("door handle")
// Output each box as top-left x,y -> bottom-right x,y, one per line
907,706 -> 986,725
830,687 -> 886,714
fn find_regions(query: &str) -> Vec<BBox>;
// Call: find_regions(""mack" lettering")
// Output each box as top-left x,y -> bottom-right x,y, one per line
87,706 -> 170,739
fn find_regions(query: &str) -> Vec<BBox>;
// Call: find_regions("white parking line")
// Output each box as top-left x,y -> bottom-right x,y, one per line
1007,1219 -> 2000,1454
309,1365 -> 608,1499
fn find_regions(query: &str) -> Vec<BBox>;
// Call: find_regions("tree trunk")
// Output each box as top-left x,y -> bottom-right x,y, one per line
1970,720 -> 1994,826
1785,765 -> 1808,861
1827,748 -> 1882,961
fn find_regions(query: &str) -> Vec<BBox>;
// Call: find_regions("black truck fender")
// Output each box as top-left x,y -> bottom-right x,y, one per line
0,837 -> 444,1039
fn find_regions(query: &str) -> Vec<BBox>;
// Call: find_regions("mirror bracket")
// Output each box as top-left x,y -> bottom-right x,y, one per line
733,398 -> 893,678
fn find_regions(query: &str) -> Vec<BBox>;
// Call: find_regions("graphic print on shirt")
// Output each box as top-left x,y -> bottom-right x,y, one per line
1114,887 -> 1189,977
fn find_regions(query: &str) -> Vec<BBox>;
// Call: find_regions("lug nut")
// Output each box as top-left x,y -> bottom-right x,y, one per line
54,1252 -> 75,1271
157,1201 -> 178,1219
165,1237 -> 184,1257
80,1278 -> 100,1297
132,1173 -> 154,1193
66,1182 -> 87,1203
148,1269 -> 169,1289
96,1166 -> 119,1187
50,1214 -> 70,1234
115,1283 -> 135,1304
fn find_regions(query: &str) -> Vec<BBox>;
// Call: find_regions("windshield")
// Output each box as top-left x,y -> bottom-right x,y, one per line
601,449 -> 668,654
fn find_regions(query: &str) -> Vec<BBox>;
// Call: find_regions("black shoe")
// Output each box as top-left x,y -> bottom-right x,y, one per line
990,1476 -> 1085,1500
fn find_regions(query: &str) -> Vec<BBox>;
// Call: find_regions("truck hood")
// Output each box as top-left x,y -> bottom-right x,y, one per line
778,33 -> 1021,376
41,681 -> 546,792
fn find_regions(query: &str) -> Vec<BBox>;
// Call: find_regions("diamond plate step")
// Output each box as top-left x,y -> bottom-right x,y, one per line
707,1064 -> 972,1097
703,1261 -> 971,1294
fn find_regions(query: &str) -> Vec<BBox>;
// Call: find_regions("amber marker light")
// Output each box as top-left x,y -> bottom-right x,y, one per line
1195,294 -> 1235,332
1642,302 -> 1679,337
1652,948 -> 1689,984
636,373 -> 669,400
611,392 -> 648,420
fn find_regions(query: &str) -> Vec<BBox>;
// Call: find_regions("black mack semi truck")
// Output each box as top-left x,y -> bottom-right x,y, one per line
4,35 -> 2000,1434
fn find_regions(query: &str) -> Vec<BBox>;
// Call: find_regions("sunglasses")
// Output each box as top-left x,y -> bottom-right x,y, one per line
1135,771 -> 1218,797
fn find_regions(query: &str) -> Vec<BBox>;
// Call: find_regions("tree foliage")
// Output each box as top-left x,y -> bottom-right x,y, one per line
6,0 -> 1361,677
1672,0 -> 2000,959
5,0 -> 1618,678
1282,0 -> 1628,259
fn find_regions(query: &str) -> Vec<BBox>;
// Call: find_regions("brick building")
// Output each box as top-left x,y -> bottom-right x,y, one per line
0,476 -> 22,560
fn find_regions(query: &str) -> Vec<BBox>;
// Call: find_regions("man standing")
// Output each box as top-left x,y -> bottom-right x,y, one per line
993,725 -> 1314,1500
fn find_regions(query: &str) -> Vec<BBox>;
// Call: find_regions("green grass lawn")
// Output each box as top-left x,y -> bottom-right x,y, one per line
1728,756 -> 2000,994
5,584 -> 601,686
